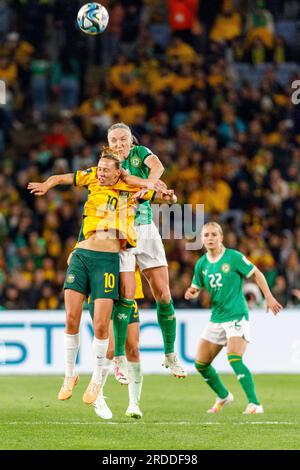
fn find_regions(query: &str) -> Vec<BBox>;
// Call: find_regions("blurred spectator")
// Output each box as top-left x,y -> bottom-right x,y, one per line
243,282 -> 264,308
100,1 -> 125,66
168,0 -> 199,45
51,50 -> 80,111
37,282 -> 60,310
210,0 -> 242,44
272,275 -> 289,308
0,1 -> 12,40
121,3 -> 141,59
0,54 -> 17,88
245,0 -> 275,50
30,50 -> 50,121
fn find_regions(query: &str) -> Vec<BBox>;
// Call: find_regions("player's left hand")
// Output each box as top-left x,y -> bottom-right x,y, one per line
266,295 -> 282,315
27,181 -> 50,196
185,286 -> 200,300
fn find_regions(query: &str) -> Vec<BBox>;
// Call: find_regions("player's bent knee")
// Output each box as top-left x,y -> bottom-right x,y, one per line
155,288 -> 171,303
126,345 -> 140,361
120,286 -> 136,299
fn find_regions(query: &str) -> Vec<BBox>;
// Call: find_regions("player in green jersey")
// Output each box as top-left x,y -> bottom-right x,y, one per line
106,122 -> 186,388
185,222 -> 282,415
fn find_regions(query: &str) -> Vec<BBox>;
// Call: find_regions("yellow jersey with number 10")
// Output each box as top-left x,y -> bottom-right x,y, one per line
74,167 -> 155,248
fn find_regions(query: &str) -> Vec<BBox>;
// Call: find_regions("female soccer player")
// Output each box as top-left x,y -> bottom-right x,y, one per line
89,271 -> 144,420
107,123 -> 186,380
185,222 -> 282,415
28,149 -> 176,405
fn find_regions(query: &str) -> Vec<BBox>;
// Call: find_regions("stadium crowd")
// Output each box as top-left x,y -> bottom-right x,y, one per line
0,0 -> 300,309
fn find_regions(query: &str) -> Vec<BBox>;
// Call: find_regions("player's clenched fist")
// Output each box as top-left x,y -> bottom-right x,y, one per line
184,286 -> 200,300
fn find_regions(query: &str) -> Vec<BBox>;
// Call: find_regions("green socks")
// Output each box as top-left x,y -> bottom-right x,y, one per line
113,298 -> 135,357
228,354 -> 260,405
195,361 -> 229,399
156,300 -> 176,354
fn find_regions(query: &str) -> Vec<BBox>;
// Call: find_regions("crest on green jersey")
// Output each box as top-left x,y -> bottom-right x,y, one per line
67,273 -> 75,283
131,156 -> 142,168
221,263 -> 231,273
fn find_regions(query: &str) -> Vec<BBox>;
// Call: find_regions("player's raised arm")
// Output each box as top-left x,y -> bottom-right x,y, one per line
251,267 -> 282,315
27,173 -> 74,196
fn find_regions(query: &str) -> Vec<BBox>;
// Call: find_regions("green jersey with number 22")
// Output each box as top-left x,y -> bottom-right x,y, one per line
192,248 -> 256,323
122,145 -> 153,226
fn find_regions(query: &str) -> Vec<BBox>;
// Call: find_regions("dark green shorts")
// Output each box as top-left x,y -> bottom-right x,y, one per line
64,248 -> 119,300
88,299 -> 140,324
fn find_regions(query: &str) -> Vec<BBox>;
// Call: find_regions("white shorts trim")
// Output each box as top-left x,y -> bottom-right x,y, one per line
201,318 -> 250,346
120,221 -> 168,272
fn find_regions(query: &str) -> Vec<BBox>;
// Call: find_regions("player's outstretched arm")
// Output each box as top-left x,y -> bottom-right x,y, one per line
27,173 -> 74,196
132,188 -> 177,204
252,268 -> 282,315
185,286 -> 200,300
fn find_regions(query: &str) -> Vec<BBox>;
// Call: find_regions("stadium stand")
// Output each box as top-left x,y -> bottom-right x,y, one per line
0,0 -> 299,309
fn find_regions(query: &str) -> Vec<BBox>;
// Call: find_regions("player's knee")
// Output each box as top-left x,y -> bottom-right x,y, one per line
120,279 -> 136,298
65,311 -> 80,333
126,344 -> 140,361
120,286 -> 136,299
155,286 -> 171,303
93,318 -> 109,338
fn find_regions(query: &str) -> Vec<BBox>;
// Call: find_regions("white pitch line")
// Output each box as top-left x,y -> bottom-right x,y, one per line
0,421 -> 296,426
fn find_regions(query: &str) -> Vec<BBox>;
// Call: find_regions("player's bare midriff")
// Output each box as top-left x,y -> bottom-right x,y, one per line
77,231 -> 120,253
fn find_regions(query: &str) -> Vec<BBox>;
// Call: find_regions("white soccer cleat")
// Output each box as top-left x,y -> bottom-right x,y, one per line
125,404 -> 143,419
162,353 -> 187,378
93,395 -> 113,420
207,392 -> 234,413
114,356 -> 129,385
243,403 -> 264,415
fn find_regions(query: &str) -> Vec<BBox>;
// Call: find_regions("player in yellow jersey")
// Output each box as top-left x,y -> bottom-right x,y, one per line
28,148 -> 177,406
90,269 -> 144,419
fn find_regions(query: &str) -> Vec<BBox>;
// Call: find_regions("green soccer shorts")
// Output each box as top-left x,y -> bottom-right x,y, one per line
64,248 -> 119,300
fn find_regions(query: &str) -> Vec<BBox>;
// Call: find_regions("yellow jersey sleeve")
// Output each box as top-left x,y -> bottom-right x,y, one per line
74,167 -> 97,187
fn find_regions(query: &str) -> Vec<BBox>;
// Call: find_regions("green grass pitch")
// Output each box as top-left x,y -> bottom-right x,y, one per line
1,374 -> 300,450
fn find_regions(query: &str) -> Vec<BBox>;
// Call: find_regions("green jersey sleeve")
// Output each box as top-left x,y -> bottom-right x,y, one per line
136,145 -> 153,163
192,258 -> 204,288
233,250 -> 256,278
